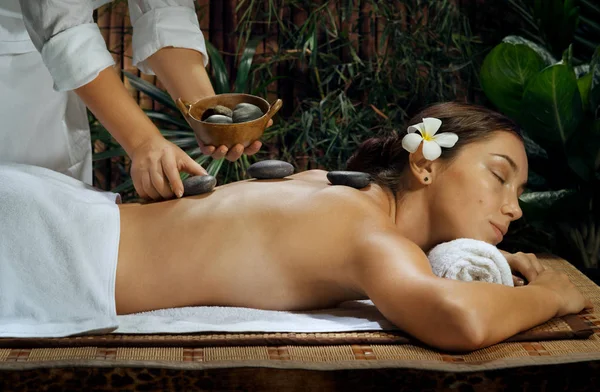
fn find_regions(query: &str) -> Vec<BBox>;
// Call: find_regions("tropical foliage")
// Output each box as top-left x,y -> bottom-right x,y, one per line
480,0 -> 600,268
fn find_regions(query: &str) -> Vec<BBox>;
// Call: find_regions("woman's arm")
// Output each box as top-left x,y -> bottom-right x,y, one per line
353,230 -> 588,352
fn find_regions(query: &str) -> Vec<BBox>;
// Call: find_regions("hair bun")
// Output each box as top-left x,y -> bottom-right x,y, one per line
346,135 -> 400,174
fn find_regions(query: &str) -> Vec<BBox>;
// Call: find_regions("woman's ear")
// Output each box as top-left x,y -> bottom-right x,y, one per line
408,145 -> 437,185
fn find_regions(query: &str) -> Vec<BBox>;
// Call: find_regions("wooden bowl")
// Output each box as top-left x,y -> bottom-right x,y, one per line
176,94 -> 283,148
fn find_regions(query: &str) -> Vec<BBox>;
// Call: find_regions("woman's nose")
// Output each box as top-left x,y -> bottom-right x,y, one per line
501,197 -> 523,221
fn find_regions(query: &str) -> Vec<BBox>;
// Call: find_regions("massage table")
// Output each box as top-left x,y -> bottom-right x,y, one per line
1,256 -> 599,391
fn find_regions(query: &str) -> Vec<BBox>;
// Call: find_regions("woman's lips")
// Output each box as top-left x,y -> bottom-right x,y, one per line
491,223 -> 504,242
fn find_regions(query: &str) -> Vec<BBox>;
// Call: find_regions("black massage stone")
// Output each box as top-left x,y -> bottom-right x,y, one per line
182,175 -> 217,196
247,160 -> 294,179
327,171 -> 372,189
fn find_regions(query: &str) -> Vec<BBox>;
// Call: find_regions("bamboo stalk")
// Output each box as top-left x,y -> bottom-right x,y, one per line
359,0 -> 374,60
108,2 -> 125,68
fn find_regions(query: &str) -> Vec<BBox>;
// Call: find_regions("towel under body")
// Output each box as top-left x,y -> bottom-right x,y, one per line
0,163 -> 121,337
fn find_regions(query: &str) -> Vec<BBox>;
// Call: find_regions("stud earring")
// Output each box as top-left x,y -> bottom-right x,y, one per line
424,177 -> 429,182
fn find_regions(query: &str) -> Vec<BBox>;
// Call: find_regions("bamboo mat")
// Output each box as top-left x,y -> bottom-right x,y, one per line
1,257 -> 599,372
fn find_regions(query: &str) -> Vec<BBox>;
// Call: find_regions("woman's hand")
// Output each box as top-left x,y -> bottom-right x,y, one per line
130,136 -> 207,200
500,250 -> 546,286
529,269 -> 594,317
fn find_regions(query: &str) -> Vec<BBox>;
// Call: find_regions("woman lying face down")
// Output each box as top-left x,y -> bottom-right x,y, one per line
113,102 -> 592,352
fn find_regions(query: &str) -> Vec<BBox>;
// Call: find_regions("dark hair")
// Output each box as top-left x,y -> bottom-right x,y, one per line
346,102 -> 523,193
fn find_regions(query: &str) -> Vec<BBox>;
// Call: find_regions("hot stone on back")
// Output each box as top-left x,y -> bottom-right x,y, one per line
182,175 -> 217,196
247,160 -> 295,179
327,171 -> 372,189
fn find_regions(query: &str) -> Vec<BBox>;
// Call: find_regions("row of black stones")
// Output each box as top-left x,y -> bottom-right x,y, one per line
182,160 -> 372,196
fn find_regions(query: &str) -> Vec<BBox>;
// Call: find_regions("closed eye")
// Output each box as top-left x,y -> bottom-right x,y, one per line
492,172 -> 506,185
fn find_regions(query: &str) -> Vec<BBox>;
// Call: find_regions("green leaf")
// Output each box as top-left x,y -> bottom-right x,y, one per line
144,111 -> 190,129
206,41 -> 230,94
90,124 -> 113,143
111,178 -> 134,194
122,71 -> 177,111
93,148 -> 127,161
577,71 -> 593,112
519,189 -> 581,221
480,42 -> 546,120
502,35 -> 557,65
521,64 -> 583,145
171,137 -> 198,148
583,118 -> 600,170
158,129 -> 194,138
234,36 -> 263,94
561,44 -> 574,67
206,158 -> 225,177
589,47 -> 600,118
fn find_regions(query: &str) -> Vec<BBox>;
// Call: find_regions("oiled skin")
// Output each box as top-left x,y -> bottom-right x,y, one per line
115,170 -> 565,351
116,170 -> 372,314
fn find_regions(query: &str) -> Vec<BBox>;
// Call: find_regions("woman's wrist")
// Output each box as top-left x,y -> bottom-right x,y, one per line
524,283 -> 562,319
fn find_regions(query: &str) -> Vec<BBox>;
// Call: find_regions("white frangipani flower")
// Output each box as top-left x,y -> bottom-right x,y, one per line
401,117 -> 458,161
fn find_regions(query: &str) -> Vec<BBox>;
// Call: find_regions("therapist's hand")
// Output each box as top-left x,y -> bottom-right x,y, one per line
198,140 -> 262,161
130,136 -> 207,200
198,119 -> 273,161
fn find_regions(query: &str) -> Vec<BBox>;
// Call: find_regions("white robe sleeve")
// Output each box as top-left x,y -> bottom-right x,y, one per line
128,0 -> 209,75
18,0 -> 116,92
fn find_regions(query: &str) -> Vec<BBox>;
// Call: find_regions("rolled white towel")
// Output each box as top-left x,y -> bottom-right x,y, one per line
427,238 -> 514,287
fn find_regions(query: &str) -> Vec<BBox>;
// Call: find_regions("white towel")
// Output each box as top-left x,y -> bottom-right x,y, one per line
427,238 -> 514,286
115,300 -> 395,334
0,163 -> 121,338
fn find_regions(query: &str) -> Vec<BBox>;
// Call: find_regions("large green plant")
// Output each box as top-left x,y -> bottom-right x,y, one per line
91,38 -> 273,200
480,30 -> 600,267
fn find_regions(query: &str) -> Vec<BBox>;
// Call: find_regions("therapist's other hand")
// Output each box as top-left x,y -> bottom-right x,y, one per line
130,136 -> 207,200
198,119 -> 273,161
198,140 -> 262,161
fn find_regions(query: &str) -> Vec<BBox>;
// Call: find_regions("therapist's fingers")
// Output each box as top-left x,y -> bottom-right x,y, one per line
141,171 -> 161,201
225,144 -> 244,161
149,159 -> 174,200
162,155 -> 184,198
197,140 -> 215,156
244,141 -> 262,156
178,150 -> 207,176
210,145 -> 229,160
131,170 -> 149,200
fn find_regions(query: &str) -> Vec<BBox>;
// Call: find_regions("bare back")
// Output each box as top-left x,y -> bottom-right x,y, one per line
115,170 -> 385,314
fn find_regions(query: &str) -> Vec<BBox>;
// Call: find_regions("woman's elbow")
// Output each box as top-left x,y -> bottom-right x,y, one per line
428,300 -> 488,352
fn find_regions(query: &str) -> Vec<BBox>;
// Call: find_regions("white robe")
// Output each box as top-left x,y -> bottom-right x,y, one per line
0,0 -> 208,184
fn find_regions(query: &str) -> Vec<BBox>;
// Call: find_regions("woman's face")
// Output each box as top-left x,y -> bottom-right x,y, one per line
430,131 -> 528,245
